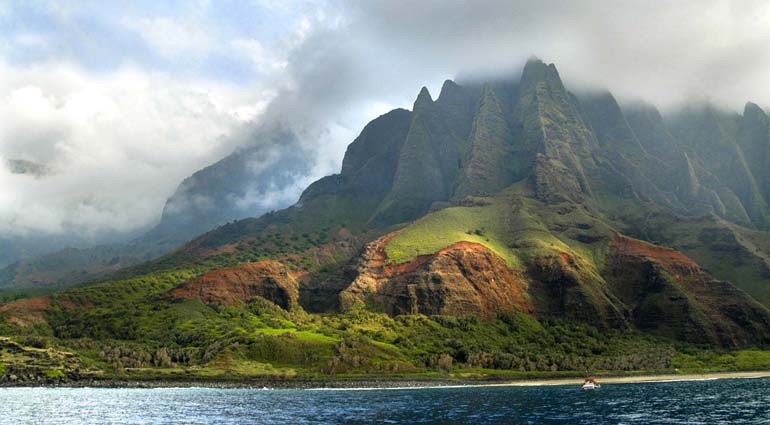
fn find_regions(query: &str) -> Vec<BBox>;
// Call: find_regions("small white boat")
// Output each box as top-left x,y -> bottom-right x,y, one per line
581,377 -> 601,390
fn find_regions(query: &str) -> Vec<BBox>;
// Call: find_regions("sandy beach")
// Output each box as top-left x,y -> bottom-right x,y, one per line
479,371 -> 770,388
2,371 -> 769,390
315,371 -> 770,391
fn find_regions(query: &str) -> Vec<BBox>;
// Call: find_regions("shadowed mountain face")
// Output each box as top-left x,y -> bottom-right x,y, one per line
151,129 -> 312,243
4,58 -> 770,350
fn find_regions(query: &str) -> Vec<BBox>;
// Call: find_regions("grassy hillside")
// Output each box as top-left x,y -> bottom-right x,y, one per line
385,184 -> 612,276
385,199 -> 521,268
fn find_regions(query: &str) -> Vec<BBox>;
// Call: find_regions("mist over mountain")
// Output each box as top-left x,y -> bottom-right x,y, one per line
3,0 -> 770,265
149,128 -> 313,242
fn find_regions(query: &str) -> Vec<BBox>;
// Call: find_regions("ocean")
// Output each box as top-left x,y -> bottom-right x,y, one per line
2,377 -> 770,424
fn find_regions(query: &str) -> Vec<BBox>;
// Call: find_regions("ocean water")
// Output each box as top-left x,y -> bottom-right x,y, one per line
2,378 -> 770,424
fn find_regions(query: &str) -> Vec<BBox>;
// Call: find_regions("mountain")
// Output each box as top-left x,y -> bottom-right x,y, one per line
0,128 -> 310,291
150,128 -> 312,243
4,158 -> 51,177
143,58 -> 770,309
0,240 -> 177,293
3,58 -> 770,383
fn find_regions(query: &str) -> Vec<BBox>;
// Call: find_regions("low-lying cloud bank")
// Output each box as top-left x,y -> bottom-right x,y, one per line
0,63 -> 251,239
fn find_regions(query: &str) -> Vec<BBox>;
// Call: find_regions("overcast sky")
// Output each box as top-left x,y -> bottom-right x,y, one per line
1,0 -> 769,243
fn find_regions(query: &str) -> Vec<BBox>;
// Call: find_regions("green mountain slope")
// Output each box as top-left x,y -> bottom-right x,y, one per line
3,58 -> 770,384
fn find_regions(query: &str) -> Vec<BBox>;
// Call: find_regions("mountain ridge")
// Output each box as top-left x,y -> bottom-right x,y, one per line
3,58 -> 770,382
113,58 -> 770,310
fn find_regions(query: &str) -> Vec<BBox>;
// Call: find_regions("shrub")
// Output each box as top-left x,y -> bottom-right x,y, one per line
44,369 -> 65,379
20,336 -> 48,349
436,353 -> 453,372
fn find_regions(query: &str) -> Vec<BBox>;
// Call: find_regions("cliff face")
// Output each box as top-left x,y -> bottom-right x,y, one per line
333,228 -> 770,347
339,234 -> 532,320
372,86 -> 476,224
605,235 -> 770,347
664,106 -> 770,229
454,85 -> 517,199
0,297 -> 51,327
298,108 -> 412,207
170,260 -> 299,310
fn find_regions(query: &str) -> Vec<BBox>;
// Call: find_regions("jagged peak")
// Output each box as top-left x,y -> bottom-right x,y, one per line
743,102 -> 768,121
520,57 -> 563,90
522,57 -> 548,78
525,55 -> 543,65
437,79 -> 462,100
413,86 -> 434,110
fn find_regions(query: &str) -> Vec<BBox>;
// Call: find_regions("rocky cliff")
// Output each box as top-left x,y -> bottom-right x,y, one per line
170,260 -> 299,310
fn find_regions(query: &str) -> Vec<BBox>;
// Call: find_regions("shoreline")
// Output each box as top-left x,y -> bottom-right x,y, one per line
472,371 -> 770,388
1,371 -> 769,390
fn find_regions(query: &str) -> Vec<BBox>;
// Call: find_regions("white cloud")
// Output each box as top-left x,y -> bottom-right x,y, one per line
336,0 -> 770,111
123,16 -> 214,58
230,38 -> 288,76
0,61 -> 272,239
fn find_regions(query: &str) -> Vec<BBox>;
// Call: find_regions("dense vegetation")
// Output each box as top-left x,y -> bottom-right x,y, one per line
2,267 -> 769,383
